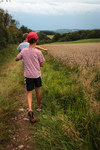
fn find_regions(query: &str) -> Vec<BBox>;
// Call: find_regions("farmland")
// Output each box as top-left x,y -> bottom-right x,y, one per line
44,43 -> 100,69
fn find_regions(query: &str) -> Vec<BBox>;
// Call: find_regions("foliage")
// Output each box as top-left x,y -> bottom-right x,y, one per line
0,23 -> 8,49
39,30 -> 55,35
20,25 -> 32,34
52,29 -> 100,43
37,31 -> 51,44
52,33 -> 61,42
0,8 -> 19,28
0,8 -> 22,50
8,25 -> 23,44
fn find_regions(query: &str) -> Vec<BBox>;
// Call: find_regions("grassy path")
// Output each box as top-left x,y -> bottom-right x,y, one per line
0,58 -> 36,150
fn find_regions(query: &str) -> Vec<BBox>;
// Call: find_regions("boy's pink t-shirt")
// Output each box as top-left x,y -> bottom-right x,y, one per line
17,48 -> 45,78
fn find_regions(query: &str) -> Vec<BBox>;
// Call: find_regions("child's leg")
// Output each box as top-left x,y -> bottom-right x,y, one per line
27,90 -> 33,111
35,87 -> 41,107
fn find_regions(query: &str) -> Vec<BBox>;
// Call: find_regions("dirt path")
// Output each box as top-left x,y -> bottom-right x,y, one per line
3,88 -> 35,150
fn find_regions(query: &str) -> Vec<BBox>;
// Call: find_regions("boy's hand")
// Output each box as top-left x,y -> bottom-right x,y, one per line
44,49 -> 48,51
15,57 -> 19,61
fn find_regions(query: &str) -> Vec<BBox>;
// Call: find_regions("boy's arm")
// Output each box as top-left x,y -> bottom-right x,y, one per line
35,46 -> 48,51
15,57 -> 19,61
15,51 -> 22,61
40,62 -> 44,67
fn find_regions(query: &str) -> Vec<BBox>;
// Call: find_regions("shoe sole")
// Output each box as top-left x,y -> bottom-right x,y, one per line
28,111 -> 36,123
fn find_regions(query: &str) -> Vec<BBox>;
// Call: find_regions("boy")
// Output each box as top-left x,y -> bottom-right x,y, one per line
15,32 -> 45,123
17,33 -> 48,69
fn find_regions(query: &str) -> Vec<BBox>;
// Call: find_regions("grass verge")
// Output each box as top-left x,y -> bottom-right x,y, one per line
0,46 -> 24,149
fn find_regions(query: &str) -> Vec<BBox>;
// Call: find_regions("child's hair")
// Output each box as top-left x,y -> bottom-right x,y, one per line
29,38 -> 37,44
22,33 -> 28,40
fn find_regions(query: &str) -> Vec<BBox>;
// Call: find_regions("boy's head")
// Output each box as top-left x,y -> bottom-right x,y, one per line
27,32 -> 38,44
22,33 -> 28,40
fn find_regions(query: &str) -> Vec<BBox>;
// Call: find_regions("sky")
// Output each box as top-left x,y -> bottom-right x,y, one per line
0,0 -> 100,31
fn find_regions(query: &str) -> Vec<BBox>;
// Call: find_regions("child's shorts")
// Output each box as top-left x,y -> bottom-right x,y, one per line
25,77 -> 42,91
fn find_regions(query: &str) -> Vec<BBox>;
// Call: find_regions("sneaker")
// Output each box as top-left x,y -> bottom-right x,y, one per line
28,111 -> 36,123
37,104 -> 42,111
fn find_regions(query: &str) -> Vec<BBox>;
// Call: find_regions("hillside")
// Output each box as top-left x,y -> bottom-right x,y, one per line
35,29 -> 81,34
53,29 -> 81,33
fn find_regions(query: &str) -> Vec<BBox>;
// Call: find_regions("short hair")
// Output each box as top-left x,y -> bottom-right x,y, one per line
22,33 -> 28,40
29,38 -> 37,44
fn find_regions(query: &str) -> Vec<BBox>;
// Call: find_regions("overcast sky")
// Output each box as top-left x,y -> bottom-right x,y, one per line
0,0 -> 100,31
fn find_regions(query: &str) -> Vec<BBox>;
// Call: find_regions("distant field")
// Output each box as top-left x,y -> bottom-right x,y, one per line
53,38 -> 100,44
47,35 -> 54,39
43,42 -> 100,69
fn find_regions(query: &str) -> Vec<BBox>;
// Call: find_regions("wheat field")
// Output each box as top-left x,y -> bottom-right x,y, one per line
43,43 -> 100,69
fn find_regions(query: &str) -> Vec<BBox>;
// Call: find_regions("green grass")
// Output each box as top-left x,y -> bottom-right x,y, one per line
52,38 -> 100,44
0,44 -> 18,68
0,45 -> 24,148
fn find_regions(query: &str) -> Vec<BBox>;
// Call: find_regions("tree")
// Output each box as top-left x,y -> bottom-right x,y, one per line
37,32 -> 47,41
0,9 -> 9,48
8,25 -> 23,44
0,9 -> 12,27
52,33 -> 61,42
10,19 -> 20,28
37,31 -> 51,44
20,25 -> 32,33
0,8 -> 19,28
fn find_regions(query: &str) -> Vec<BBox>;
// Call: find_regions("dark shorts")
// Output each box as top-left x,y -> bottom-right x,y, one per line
25,77 -> 42,91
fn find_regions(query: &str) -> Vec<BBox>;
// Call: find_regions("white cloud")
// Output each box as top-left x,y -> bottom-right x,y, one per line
0,0 -> 100,15
13,0 -> 100,4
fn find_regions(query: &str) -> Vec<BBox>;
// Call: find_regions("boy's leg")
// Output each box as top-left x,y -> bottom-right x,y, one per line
27,90 -> 36,123
35,87 -> 41,107
27,90 -> 33,111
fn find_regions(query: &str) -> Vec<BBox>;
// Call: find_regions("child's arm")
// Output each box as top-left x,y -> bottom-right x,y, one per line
15,57 -> 19,61
40,62 -> 44,67
35,46 -> 48,51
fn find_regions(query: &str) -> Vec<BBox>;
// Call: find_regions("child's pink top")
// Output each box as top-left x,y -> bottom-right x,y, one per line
17,48 -> 45,78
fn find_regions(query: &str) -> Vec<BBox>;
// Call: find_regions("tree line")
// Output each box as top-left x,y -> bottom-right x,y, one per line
36,29 -> 100,44
51,29 -> 100,42
0,8 -> 33,50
